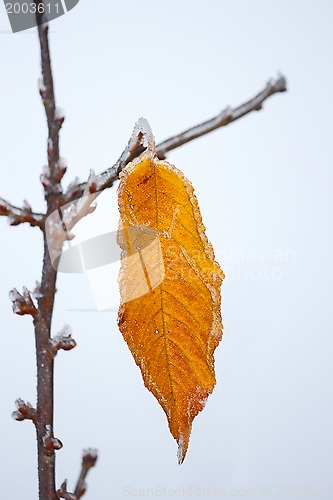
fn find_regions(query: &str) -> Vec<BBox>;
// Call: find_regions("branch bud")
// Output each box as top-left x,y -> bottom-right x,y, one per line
82,448 -> 98,469
56,480 -> 76,500
9,287 -> 37,317
12,398 -> 36,422
51,325 -> 77,354
43,425 -> 63,452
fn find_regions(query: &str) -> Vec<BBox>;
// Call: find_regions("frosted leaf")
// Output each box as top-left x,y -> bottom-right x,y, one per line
195,386 -> 208,410
117,151 -> 223,464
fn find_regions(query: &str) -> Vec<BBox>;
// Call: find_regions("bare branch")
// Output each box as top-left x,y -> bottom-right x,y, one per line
32,4 -> 66,498
0,198 -> 44,227
65,75 -> 287,203
73,449 -> 98,500
62,119 -> 153,232
36,6 -> 65,199
12,398 -> 37,423
156,74 -> 287,156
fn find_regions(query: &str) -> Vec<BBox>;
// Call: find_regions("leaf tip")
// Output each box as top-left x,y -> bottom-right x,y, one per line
177,434 -> 188,465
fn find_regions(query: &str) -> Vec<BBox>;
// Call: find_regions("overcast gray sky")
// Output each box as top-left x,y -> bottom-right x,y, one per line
1,1 -> 333,499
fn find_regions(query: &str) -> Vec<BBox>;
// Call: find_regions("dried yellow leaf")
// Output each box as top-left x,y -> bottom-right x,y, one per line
118,151 -> 224,463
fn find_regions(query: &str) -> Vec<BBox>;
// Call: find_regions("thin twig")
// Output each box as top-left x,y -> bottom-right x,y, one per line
73,449 -> 98,499
156,75 -> 287,156
64,74 -> 287,202
0,197 -> 44,227
36,7 -> 65,200
56,449 -> 97,500
33,3 -> 65,499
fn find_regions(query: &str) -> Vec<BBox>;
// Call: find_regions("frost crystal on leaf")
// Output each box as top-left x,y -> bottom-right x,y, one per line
117,152 -> 223,464
177,435 -> 185,465
130,118 -> 156,153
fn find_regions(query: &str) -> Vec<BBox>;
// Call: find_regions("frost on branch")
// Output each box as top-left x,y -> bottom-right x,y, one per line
57,173 -> 99,230
41,159 -> 67,190
116,117 -> 156,171
12,398 -> 36,422
130,118 -> 155,153
54,157 -> 67,184
40,164 -> 52,190
38,77 -> 46,94
55,107 -> 65,120
9,287 -> 37,316
32,281 -> 43,300
56,192 -> 97,235
0,197 -> 43,227
87,169 -> 97,193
